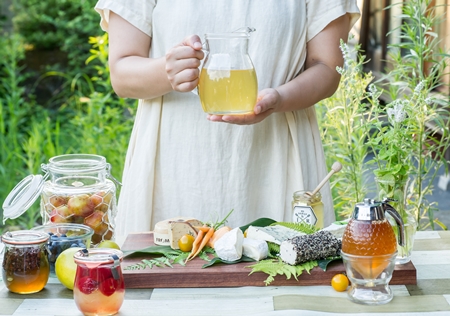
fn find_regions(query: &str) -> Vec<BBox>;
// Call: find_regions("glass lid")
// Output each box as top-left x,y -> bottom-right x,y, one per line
2,174 -> 45,224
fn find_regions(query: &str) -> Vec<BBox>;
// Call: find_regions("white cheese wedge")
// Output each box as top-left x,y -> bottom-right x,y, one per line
242,238 -> 268,261
246,225 -> 305,245
214,227 -> 244,261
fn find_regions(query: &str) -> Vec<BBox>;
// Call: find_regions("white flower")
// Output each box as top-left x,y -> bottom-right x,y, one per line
387,100 -> 407,123
414,81 -> 425,96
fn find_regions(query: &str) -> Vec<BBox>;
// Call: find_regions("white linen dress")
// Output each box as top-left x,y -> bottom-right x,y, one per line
94,0 -> 360,236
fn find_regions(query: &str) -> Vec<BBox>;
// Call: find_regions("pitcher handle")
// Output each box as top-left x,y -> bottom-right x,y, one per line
383,201 -> 406,247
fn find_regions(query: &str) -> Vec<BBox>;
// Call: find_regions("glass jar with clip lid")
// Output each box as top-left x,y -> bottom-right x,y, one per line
2,154 -> 121,246
73,248 -> 125,316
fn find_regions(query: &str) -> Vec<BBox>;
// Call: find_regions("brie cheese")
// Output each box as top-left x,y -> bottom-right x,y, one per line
214,227 -> 244,261
242,238 -> 268,261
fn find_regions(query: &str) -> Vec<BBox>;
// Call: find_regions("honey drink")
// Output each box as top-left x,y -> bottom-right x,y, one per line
198,68 -> 257,114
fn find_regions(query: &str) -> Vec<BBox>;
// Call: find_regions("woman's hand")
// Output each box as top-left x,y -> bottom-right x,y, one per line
207,88 -> 281,125
165,35 -> 204,92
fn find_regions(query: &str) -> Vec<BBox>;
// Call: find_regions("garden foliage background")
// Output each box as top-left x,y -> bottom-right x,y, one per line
0,0 -> 136,233
1,0 -> 449,234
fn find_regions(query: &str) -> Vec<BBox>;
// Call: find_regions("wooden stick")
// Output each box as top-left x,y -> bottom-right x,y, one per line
308,162 -> 342,196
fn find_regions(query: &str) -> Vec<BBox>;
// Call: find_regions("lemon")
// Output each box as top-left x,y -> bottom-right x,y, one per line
55,247 -> 83,290
97,240 -> 121,250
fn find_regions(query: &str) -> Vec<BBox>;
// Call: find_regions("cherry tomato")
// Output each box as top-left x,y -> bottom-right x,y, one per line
331,273 -> 349,292
178,234 -> 195,252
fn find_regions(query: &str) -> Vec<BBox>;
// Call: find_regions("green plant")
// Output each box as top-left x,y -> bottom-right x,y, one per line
0,33 -> 41,230
373,0 -> 450,230
316,40 -> 374,219
0,32 -> 135,234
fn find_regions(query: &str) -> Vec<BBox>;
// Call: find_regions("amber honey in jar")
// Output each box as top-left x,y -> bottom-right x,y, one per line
1,230 -> 50,294
292,190 -> 324,229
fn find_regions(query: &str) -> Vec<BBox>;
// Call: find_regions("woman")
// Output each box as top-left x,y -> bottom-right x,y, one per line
94,0 -> 360,235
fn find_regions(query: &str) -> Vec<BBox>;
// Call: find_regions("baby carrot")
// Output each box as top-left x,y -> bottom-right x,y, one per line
187,226 -> 215,261
196,226 -> 211,233
185,229 -> 205,262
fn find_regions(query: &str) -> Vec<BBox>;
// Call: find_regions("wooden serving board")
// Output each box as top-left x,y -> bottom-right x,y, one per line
121,232 -> 417,289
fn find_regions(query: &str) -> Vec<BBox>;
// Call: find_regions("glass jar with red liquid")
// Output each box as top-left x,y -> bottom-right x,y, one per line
73,248 -> 125,316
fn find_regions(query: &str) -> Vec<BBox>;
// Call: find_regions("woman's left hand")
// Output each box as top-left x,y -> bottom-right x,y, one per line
207,88 -> 281,125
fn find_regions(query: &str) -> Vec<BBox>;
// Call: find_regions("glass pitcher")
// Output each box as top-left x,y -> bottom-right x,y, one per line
198,28 -> 258,115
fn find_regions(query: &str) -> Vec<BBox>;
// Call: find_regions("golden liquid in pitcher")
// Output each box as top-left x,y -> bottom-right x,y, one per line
342,219 -> 397,279
198,68 -> 257,114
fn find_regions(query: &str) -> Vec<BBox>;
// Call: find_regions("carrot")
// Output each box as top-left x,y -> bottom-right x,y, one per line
186,226 -> 215,262
196,226 -> 211,233
185,228 -> 205,262
207,226 -> 231,248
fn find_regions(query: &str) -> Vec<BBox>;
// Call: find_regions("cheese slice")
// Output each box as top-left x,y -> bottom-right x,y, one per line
214,227 -> 244,261
153,217 -> 202,246
169,221 -> 201,249
246,225 -> 305,245
242,238 -> 268,261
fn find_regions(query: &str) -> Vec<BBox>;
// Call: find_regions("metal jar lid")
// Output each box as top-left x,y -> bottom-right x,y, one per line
1,230 -> 50,245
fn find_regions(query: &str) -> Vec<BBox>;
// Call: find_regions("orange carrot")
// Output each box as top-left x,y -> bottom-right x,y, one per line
196,226 -> 211,233
185,229 -> 205,262
187,226 -> 215,262
207,226 -> 231,248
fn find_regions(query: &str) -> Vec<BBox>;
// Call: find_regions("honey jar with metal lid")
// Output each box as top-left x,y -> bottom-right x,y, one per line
292,190 -> 324,229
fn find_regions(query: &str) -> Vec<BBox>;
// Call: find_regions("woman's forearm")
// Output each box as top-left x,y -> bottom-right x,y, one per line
275,62 -> 341,112
110,55 -> 173,99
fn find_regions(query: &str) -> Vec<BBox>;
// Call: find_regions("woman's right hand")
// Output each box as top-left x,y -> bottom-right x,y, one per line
165,35 -> 204,92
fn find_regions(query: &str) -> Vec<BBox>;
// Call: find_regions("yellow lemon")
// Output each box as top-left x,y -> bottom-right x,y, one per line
55,247 -> 83,290
97,240 -> 121,250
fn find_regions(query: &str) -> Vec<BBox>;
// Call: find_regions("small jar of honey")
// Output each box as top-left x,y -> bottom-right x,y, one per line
292,190 -> 324,229
1,230 -> 50,294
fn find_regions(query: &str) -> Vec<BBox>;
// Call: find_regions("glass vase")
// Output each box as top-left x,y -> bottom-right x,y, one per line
375,176 -> 416,264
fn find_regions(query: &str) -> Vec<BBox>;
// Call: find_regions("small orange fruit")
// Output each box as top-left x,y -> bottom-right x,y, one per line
331,273 -> 349,292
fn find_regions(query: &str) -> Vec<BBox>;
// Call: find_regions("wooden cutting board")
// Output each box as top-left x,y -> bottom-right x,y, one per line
121,232 -> 417,289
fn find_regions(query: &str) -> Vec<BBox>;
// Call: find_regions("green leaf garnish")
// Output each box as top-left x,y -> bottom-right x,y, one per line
202,255 -> 255,268
317,256 -> 342,271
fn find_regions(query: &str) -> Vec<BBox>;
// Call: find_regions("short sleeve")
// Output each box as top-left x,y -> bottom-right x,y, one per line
94,0 -> 155,36
306,0 -> 360,42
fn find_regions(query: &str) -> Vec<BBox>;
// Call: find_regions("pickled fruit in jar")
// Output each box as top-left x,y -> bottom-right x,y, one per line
41,190 -> 115,245
74,265 -> 125,315
73,249 -> 125,316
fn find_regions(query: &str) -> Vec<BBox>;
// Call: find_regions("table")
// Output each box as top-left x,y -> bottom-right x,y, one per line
1,231 -> 450,316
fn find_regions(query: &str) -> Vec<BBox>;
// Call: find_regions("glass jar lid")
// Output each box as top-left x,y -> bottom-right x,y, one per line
2,174 -> 46,224
1,230 -> 50,245
44,154 -> 107,175
293,190 -> 322,203
74,248 -> 123,265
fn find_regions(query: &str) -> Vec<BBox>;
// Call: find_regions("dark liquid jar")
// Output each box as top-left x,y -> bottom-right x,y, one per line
1,230 -> 50,294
